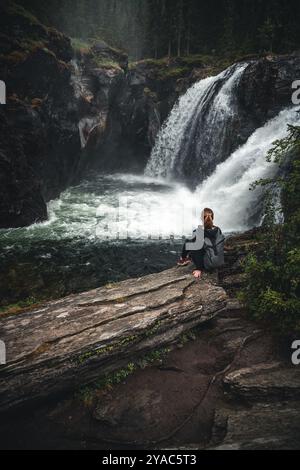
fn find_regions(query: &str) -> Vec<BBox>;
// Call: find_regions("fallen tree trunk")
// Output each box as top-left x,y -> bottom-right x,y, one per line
0,266 -> 227,413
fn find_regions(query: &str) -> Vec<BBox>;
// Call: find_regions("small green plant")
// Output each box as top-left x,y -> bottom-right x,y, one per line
92,56 -> 121,70
75,347 -> 171,405
75,335 -> 138,365
0,297 -> 40,317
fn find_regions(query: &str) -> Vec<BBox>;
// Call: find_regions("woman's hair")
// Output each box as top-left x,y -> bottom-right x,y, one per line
203,208 -> 214,229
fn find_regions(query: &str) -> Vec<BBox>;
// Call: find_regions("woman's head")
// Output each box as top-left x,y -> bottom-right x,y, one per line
202,208 -> 214,229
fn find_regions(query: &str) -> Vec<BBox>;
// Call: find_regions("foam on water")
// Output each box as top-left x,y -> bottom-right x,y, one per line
195,106 -> 300,231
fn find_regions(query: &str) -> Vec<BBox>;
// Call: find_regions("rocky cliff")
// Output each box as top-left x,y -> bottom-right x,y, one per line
0,3 -> 82,228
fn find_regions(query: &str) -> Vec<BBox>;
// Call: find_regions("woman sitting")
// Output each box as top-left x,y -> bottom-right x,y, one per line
177,208 -> 223,279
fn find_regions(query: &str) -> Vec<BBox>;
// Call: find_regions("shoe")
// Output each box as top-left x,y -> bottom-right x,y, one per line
177,257 -> 192,267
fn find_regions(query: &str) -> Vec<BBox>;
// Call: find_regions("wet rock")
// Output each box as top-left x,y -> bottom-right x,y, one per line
0,3 -> 81,228
209,361 -> 300,450
211,401 -> 300,450
239,55 -> 300,123
0,266 -> 227,412
221,273 -> 247,289
224,362 -> 300,401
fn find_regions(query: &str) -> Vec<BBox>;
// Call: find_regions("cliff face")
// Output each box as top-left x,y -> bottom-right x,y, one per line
71,51 -> 220,173
0,3 -> 81,228
82,54 -> 300,178
234,55 -> 300,151
239,55 -> 300,123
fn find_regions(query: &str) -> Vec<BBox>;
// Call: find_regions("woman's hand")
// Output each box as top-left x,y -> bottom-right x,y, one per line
193,270 -> 202,279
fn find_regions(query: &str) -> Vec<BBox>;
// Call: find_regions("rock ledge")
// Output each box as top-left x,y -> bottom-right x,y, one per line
0,266 -> 226,412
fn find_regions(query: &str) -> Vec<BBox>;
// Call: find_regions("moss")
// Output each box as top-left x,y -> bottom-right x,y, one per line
71,37 -> 91,55
118,336 -> 138,346
72,37 -> 127,69
128,53 -> 253,84
76,366 -> 135,406
107,45 -> 125,57
0,297 -> 42,318
178,331 -> 196,346
75,318 -> 178,367
129,57 -> 168,68
136,348 -> 171,369
115,297 -> 127,303
89,37 -> 126,57
74,324 -> 208,406
144,320 -> 163,338
161,66 -> 190,79
75,335 -> 139,365
76,347 -> 112,365
75,347 -> 171,405
92,55 -> 122,70
105,282 -> 117,289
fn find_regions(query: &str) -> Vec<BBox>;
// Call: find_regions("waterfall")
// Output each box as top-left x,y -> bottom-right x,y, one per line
145,63 -> 248,185
195,106 -> 300,231
145,62 -> 300,230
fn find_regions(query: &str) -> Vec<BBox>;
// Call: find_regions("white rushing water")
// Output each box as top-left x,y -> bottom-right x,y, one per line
0,173 -> 202,244
194,106 -> 300,231
145,74 -> 218,178
145,63 -> 247,181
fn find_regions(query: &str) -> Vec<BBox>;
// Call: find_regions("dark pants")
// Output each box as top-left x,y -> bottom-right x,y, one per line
182,240 -> 205,270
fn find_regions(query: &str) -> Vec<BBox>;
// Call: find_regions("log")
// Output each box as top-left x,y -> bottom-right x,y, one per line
0,266 -> 227,412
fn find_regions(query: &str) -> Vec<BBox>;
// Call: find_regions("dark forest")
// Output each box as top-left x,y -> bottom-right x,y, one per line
21,0 -> 300,59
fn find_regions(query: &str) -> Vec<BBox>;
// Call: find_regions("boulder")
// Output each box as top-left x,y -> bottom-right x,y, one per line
0,266 -> 227,413
211,401 -> 300,450
209,362 -> 300,449
239,55 -> 300,123
223,362 -> 300,401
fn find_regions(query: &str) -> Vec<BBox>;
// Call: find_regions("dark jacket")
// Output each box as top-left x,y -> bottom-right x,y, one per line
189,226 -> 222,270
